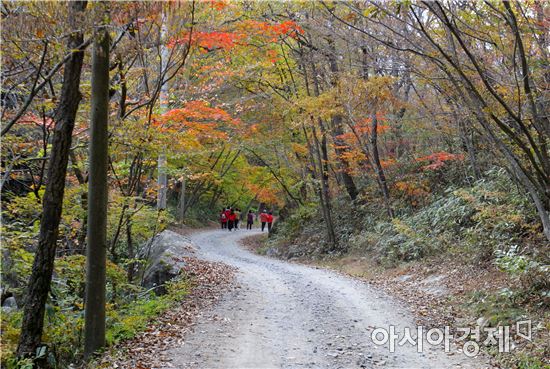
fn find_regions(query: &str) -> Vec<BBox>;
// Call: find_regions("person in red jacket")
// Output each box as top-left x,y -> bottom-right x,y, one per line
228,209 -> 237,231
259,210 -> 268,232
267,211 -> 274,232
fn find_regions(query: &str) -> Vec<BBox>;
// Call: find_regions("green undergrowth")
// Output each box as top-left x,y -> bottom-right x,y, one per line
1,262 -> 189,369
1,186 -> 180,368
270,170 -> 549,309
267,169 -> 549,368
271,170 -> 547,287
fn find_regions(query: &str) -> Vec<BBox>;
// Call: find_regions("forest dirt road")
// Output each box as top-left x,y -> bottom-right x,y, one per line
168,229 -> 492,369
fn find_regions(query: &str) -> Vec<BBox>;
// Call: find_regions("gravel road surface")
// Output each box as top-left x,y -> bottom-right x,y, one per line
168,229 -> 492,369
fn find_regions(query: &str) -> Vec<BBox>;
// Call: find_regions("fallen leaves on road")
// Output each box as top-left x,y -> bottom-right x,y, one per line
96,257 -> 236,369
239,233 -> 267,253
364,260 -> 513,329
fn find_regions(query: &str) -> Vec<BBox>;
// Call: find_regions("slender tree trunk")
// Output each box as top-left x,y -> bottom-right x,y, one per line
157,17 -> 169,210
84,21 -> 110,359
16,1 -> 88,359
370,113 -> 393,218
70,151 -> 89,253
157,153 -> 167,210
331,114 -> 359,201
208,185 -> 221,209
307,55 -> 338,249
126,219 -> 135,283
177,178 -> 185,221
458,117 -> 481,180
302,123 -> 322,203
312,123 -> 338,249
326,35 -> 359,201
109,204 -> 128,263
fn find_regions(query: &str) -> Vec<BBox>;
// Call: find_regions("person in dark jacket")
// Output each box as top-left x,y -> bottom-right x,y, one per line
246,210 -> 254,229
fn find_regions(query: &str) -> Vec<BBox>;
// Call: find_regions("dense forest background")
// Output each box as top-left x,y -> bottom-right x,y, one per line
1,1 -> 548,368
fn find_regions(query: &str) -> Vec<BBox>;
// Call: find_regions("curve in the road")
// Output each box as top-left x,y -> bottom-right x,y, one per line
168,228 -> 492,369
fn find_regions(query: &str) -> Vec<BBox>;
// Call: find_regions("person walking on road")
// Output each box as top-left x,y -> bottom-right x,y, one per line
228,209 -> 236,231
260,210 -> 268,232
220,209 -> 227,229
246,210 -> 254,229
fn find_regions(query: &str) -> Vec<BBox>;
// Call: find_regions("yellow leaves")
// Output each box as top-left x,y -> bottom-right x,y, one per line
340,149 -> 367,171
395,180 -> 430,197
362,5 -> 380,18
495,84 -> 511,99
339,74 -> 397,105
394,179 -> 431,207
188,172 -> 212,181
291,142 -> 308,156
391,218 -> 417,238
453,188 -> 476,204
293,90 -> 342,121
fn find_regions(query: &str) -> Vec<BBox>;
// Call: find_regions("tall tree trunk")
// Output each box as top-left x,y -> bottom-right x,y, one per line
177,178 -> 185,221
157,16 -> 169,210
84,20 -> 110,359
70,151 -> 88,253
370,113 -> 394,218
327,35 -> 359,201
126,219 -> 135,283
457,116 -> 481,180
331,114 -> 359,201
109,204 -> 128,263
312,123 -> 338,249
307,54 -> 338,250
157,153 -> 168,210
16,1 -> 88,359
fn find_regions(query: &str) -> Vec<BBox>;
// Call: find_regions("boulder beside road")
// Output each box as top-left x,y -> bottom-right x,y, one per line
141,230 -> 197,294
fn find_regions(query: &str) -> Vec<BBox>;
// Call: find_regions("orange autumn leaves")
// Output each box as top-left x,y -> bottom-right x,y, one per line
153,100 -> 240,145
246,182 -> 281,206
167,20 -> 303,52
334,113 -> 392,173
168,31 -> 243,51
238,20 -> 304,42
416,152 -> 464,171
336,113 -> 463,171
337,113 -> 391,142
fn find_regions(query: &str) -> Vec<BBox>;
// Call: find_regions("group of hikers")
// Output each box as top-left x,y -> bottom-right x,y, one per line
220,207 -> 274,232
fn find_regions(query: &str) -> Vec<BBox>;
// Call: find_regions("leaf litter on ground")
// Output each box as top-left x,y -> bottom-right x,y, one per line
94,257 -> 237,369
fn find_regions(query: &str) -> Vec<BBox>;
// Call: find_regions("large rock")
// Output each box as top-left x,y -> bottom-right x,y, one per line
141,230 -> 196,294
2,296 -> 18,311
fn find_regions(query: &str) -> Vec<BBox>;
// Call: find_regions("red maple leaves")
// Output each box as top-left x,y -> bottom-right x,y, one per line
168,20 -> 304,52
168,31 -> 244,51
239,20 -> 304,41
416,152 -> 464,171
